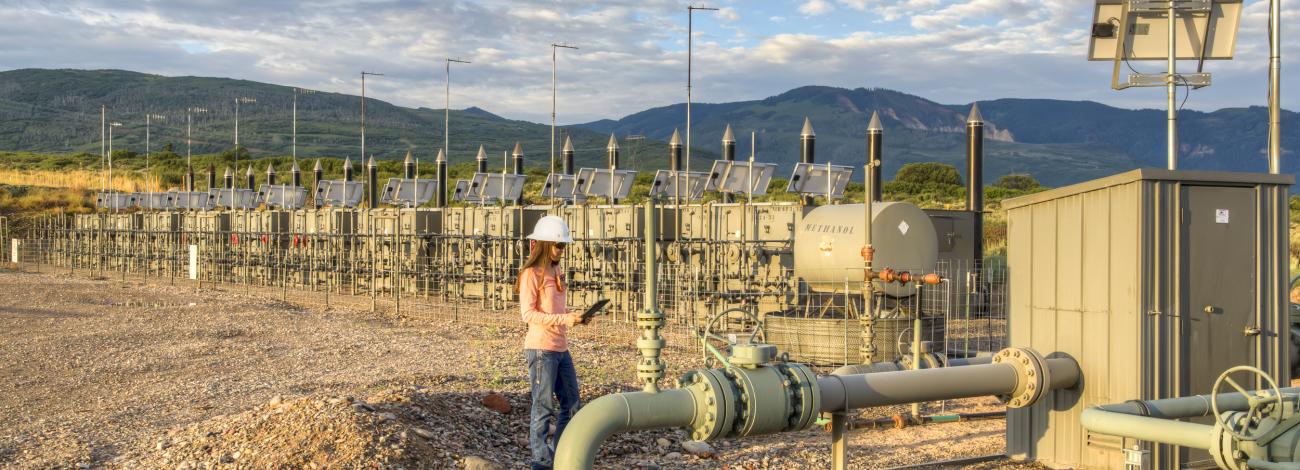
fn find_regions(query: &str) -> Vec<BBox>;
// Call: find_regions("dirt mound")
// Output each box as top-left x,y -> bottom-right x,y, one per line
127,388 -> 522,469
125,385 -> 689,469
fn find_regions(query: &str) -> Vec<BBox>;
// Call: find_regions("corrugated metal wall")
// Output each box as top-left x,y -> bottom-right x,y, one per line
1003,170 -> 1291,470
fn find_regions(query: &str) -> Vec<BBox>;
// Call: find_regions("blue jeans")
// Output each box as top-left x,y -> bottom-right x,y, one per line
526,349 -> 580,468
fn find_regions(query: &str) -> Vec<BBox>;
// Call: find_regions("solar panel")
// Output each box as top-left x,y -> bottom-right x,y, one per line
649,170 -> 708,200
379,178 -> 438,207
173,191 -> 216,210
787,162 -> 854,198
540,173 -> 585,202
714,161 -> 778,195
576,168 -> 637,200
96,192 -> 137,210
473,173 -> 526,204
135,192 -> 177,210
314,180 -> 365,208
211,189 -> 260,209
258,184 -> 309,209
451,179 -> 482,203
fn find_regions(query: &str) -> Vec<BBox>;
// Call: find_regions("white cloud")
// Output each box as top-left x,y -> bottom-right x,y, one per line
0,0 -> 1291,127
799,0 -> 835,16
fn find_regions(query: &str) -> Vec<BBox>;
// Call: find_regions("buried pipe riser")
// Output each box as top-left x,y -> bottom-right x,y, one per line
636,196 -> 665,393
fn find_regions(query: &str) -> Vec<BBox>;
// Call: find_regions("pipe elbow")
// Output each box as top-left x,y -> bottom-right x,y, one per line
554,394 -> 632,470
554,389 -> 697,470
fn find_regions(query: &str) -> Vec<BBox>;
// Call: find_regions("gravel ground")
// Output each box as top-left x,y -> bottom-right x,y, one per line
0,267 -> 1032,469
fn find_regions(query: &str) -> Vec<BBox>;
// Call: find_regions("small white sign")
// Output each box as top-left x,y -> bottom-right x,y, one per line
188,245 -> 199,280
10,239 -> 18,264
1215,209 -> 1230,224
898,221 -> 910,235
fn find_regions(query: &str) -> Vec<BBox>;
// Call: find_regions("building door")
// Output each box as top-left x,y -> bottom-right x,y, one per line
1181,185 -> 1258,467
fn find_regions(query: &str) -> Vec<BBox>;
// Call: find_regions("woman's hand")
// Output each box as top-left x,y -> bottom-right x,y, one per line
566,312 -> 584,326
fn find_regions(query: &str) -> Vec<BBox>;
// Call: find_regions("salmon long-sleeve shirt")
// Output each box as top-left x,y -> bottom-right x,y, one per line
519,266 -> 573,352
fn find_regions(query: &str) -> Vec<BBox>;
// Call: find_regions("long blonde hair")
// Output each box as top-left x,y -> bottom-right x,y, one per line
515,240 -> 565,294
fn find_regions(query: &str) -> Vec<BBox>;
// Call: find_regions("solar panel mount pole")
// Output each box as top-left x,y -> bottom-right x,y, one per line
551,43 -> 578,203
686,5 -> 718,207
361,71 -> 383,168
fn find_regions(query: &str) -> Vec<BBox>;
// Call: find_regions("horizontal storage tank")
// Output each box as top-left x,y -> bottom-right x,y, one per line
794,202 -> 937,297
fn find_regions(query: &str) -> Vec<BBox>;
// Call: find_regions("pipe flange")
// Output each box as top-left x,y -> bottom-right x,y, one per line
680,368 -> 738,442
992,347 -> 1050,409
777,363 -> 821,432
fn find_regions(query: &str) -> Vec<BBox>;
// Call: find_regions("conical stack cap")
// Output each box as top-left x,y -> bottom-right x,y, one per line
404,151 -> 413,164
246,165 -> 254,176
868,111 -> 883,132
606,134 -> 619,150
224,167 -> 232,177
367,156 -> 376,167
343,157 -> 353,169
313,159 -> 322,171
436,148 -> 446,162
563,136 -> 574,152
476,144 -> 487,160
512,142 -> 523,156
722,124 -> 735,143
967,103 -> 983,124
266,163 -> 276,174
669,128 -> 682,146
801,117 -> 815,136
291,161 -> 301,172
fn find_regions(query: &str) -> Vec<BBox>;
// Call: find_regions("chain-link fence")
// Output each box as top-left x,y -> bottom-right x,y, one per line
17,207 -> 1008,369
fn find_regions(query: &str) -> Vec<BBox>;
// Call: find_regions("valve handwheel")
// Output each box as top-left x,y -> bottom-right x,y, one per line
700,307 -> 766,369
1211,365 -> 1283,441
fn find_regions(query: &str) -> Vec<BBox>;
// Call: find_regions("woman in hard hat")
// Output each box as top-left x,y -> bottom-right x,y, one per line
518,215 -> 583,470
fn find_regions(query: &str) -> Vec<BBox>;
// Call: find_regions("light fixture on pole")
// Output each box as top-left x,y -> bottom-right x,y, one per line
685,5 -> 718,200
550,43 -> 578,180
444,58 -> 471,161
292,88 -> 316,165
108,122 -> 122,196
146,113 -> 166,191
233,96 -> 256,210
360,71 -> 384,162
100,105 -> 107,192
185,107 -> 208,191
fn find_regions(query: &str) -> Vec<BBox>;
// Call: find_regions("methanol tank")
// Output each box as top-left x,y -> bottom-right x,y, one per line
794,202 -> 937,296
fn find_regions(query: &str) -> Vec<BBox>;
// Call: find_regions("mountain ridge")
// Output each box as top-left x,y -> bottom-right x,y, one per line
0,69 -> 1295,187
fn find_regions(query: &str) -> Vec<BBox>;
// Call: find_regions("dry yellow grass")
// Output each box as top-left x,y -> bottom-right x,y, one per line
0,168 -> 158,192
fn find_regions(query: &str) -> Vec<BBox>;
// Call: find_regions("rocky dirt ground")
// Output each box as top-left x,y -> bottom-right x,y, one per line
0,267 -> 1034,469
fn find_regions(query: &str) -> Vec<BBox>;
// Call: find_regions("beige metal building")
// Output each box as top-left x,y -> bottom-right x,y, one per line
1002,169 -> 1292,469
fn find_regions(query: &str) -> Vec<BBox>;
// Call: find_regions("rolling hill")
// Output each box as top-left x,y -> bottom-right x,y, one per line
0,69 -> 1295,187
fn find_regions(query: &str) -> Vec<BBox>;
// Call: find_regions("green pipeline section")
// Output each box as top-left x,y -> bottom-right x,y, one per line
1081,377 -> 1300,470
553,347 -> 1079,470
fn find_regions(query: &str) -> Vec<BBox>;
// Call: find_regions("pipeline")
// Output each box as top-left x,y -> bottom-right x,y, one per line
830,354 -> 993,376
846,411 -> 1004,431
1081,384 -> 1300,470
553,347 -> 1079,470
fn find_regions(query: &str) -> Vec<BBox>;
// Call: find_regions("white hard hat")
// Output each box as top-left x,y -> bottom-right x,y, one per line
527,216 -> 574,244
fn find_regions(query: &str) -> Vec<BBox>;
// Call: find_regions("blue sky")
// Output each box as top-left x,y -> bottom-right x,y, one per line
0,0 -> 1295,124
